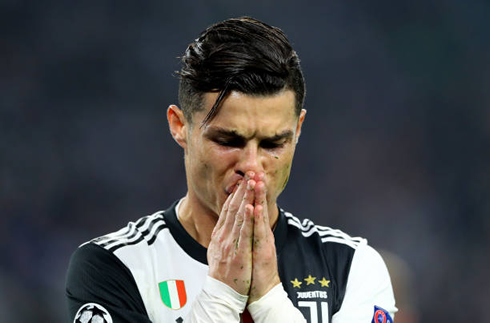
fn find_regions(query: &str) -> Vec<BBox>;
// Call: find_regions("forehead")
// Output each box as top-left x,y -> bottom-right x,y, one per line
197,90 -> 297,136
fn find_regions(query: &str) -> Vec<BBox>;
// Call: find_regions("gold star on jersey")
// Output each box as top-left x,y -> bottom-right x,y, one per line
290,278 -> 302,288
304,275 -> 316,285
319,277 -> 330,287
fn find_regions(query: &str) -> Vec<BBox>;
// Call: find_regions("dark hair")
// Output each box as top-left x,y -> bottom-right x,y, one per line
177,16 -> 306,126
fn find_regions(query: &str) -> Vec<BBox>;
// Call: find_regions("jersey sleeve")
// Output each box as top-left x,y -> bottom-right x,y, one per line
66,243 -> 152,323
332,243 -> 397,322
184,276 -> 248,322
186,278 -> 306,323
247,283 -> 306,323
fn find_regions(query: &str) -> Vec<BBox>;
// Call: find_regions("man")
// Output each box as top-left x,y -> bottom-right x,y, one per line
66,17 -> 397,322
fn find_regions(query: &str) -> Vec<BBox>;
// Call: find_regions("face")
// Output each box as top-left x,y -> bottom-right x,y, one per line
170,90 -> 306,216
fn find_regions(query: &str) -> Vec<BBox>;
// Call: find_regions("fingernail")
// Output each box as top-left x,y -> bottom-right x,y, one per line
245,171 -> 255,180
247,180 -> 253,190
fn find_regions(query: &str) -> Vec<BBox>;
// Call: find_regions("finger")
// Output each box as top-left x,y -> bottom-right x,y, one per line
253,203 -> 266,246
245,171 -> 256,182
232,179 -> 256,236
223,179 -> 246,231
218,171 -> 254,234
213,189 -> 234,235
238,204 -> 254,251
253,171 -> 265,183
254,180 -> 269,225
253,180 -> 271,243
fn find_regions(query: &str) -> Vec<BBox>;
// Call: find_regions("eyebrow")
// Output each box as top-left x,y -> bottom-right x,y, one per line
204,127 -> 294,141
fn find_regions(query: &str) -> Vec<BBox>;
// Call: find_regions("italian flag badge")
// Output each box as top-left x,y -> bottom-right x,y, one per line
159,280 -> 187,310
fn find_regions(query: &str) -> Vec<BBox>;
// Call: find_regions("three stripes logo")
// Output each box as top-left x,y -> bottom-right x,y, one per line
92,211 -> 167,253
159,280 -> 187,310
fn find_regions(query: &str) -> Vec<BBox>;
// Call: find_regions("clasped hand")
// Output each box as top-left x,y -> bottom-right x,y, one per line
207,171 -> 280,303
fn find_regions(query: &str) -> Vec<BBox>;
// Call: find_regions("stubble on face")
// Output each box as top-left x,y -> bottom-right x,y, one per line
184,90 -> 303,219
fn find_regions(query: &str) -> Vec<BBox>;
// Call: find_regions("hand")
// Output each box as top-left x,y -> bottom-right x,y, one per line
207,172 -> 256,295
248,173 -> 281,303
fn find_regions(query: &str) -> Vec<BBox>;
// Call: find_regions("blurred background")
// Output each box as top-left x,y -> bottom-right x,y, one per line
1,0 -> 489,322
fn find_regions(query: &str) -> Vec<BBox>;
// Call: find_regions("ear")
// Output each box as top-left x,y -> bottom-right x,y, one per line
167,105 -> 188,149
295,109 -> 307,144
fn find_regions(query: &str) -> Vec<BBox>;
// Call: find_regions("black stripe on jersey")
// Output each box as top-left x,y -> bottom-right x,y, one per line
91,226 -> 132,245
147,222 -> 167,245
107,236 -> 144,253
106,220 -> 167,252
108,222 -> 168,252
93,211 -> 168,253
98,223 -> 140,249
93,214 -> 152,247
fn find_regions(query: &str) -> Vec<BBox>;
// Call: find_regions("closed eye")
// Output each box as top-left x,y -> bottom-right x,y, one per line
213,137 -> 245,148
260,140 -> 286,149
204,127 -> 293,150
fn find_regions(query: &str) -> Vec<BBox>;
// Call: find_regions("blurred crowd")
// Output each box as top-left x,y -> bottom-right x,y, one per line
1,1 -> 489,322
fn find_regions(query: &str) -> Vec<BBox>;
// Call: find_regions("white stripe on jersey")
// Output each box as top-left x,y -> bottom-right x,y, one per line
88,211 -> 166,251
102,223 -> 142,250
320,237 -> 360,249
283,210 -> 365,249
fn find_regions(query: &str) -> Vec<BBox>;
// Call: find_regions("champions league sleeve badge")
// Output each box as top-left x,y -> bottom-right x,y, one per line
371,305 -> 393,323
74,303 -> 113,323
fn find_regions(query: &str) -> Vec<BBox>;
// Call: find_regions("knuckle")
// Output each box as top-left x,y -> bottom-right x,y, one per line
228,204 -> 239,214
215,235 -> 225,244
222,244 -> 231,254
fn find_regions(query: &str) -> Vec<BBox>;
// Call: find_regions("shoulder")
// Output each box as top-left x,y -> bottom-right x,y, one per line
278,209 -> 388,314
281,210 -> 390,281
316,229 -> 397,320
66,242 -> 150,321
67,242 -> 133,286
332,242 -> 397,320
67,208 -> 169,285
68,209 -> 170,285
66,210 -> 171,321
279,210 -> 396,318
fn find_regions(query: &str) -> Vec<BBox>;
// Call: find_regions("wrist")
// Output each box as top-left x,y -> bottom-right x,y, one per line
204,276 -> 249,311
248,275 -> 281,303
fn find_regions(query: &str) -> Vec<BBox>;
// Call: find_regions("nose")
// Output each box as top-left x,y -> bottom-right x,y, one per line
235,143 -> 263,177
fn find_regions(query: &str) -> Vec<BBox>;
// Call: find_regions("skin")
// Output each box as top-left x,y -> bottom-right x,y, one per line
167,89 -> 306,302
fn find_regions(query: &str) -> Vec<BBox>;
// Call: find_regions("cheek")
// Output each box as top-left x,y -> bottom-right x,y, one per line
192,144 -> 232,181
282,164 -> 292,188
195,151 -> 218,183
279,163 -> 292,191
269,158 -> 292,193
196,162 -> 210,180
187,142 -> 212,181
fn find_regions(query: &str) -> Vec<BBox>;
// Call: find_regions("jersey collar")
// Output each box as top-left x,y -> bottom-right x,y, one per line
164,199 -> 289,265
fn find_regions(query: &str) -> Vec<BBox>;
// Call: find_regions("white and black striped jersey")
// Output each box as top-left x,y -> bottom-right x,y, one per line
66,199 -> 397,323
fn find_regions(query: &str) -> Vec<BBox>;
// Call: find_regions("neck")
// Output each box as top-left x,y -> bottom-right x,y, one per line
177,192 -> 279,248
177,193 -> 215,248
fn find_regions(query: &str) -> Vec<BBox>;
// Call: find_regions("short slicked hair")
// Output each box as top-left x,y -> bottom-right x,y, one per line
177,17 -> 306,126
